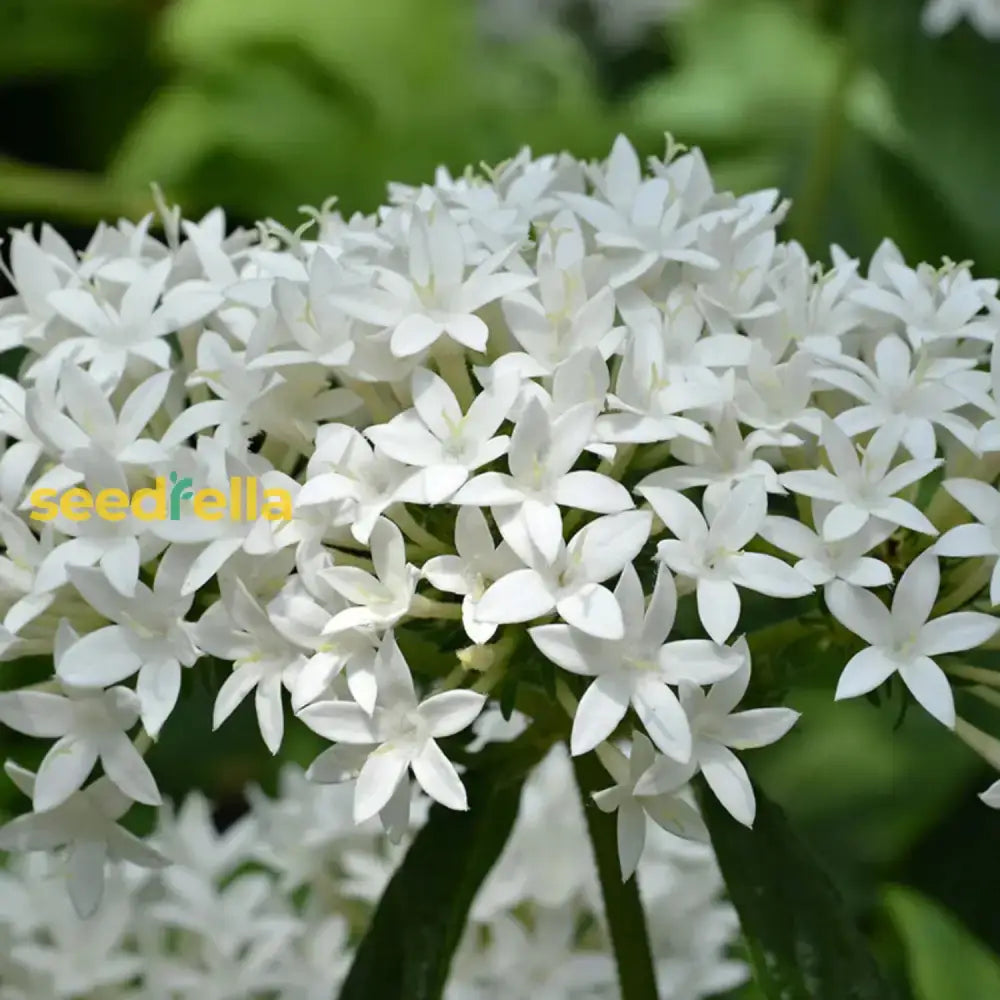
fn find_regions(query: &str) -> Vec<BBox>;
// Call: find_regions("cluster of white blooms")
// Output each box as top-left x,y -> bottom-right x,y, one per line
2,131 -> 1000,946
923,0 -> 1000,37
0,747 -> 744,1000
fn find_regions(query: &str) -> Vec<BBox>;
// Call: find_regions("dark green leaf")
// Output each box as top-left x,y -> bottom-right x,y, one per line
337,732 -> 552,1000
698,776 -> 898,999
886,885 -> 1000,1000
852,0 -> 1000,274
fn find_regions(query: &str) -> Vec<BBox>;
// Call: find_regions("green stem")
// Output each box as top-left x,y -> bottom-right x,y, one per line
572,751 -> 659,1000
933,559 -> 991,616
391,506 -> 448,554
0,156 -> 151,222
945,663 -> 1000,688
434,343 -> 475,411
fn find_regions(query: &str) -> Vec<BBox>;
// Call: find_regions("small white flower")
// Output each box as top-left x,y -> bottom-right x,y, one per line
640,648 -> 799,826
0,762 -> 166,918
454,397 -> 633,564
643,478 -> 813,644
0,683 -> 159,811
826,551 -> 1000,728
198,580 -> 307,753
298,632 -> 485,821
476,510 -> 653,640
421,505 -> 521,644
780,418 -> 940,541
591,734 -> 706,881
366,367 -> 518,502
935,478 -> 1000,603
320,517 -> 419,633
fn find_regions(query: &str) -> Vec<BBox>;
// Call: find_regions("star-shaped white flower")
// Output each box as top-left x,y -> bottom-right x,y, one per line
826,551 -> 1000,728
297,632 -> 485,821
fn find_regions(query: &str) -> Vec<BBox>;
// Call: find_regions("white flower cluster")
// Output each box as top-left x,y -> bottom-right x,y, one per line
0,747 -> 744,1000
2,132 -> 1000,930
923,0 -> 1000,37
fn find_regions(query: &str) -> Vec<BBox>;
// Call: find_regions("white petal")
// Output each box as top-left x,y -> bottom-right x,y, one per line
0,691 -> 74,738
616,799 -> 646,882
898,655 -> 955,728
476,569 -> 555,624
554,471 -> 633,513
979,779 -> 1000,809
297,700 -> 379,743
182,537 -> 244,596
891,549 -> 938,639
529,625 -> 599,676
411,739 -> 468,811
825,581 -> 892,647
639,486 -> 708,544
821,503 -> 870,542
709,478 -> 767,552
632,676 -> 692,762
34,737 -> 98,811
354,747 -> 409,822
346,660 -> 379,716
699,742 -> 756,827
522,498 -> 563,565
570,674 -> 631,755
918,612 -> 1000,656
66,840 -> 108,918
391,313 -> 444,357
452,472 -> 524,506
136,658 -> 181,738
422,555 -> 470,596
696,578 -> 741,645
56,626 -> 141,688
730,552 -> 813,598
306,744 -> 370,784
935,523 -> 996,558
715,708 -> 800,749
643,795 -> 709,842
412,367 -> 463,440
212,663 -> 263,730
569,510 -> 652,584
834,646 -> 898,700
100,537 -> 140,598
100,733 -> 161,805
255,673 -> 285,754
418,690 -> 486,738
659,640 -> 742,686
557,583 -> 625,640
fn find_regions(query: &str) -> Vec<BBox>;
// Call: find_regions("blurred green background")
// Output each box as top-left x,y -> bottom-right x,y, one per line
2,0 -> 1000,995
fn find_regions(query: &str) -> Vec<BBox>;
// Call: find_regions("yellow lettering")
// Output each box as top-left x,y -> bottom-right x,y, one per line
262,489 -> 293,522
132,478 -> 166,521
28,489 -> 58,521
95,489 -> 129,522
61,488 -> 92,522
193,488 -> 226,521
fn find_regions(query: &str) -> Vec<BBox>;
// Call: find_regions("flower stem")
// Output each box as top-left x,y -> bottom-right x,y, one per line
572,750 -> 659,1000
434,343 -> 476,411
933,559 -> 991,616
391,506 -> 448,554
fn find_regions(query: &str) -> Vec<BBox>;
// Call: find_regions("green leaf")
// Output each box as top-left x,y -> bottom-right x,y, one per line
0,0 -> 151,79
885,885 -> 1000,1000
698,776 -> 898,999
852,0 -> 1000,274
337,732 -> 553,1000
